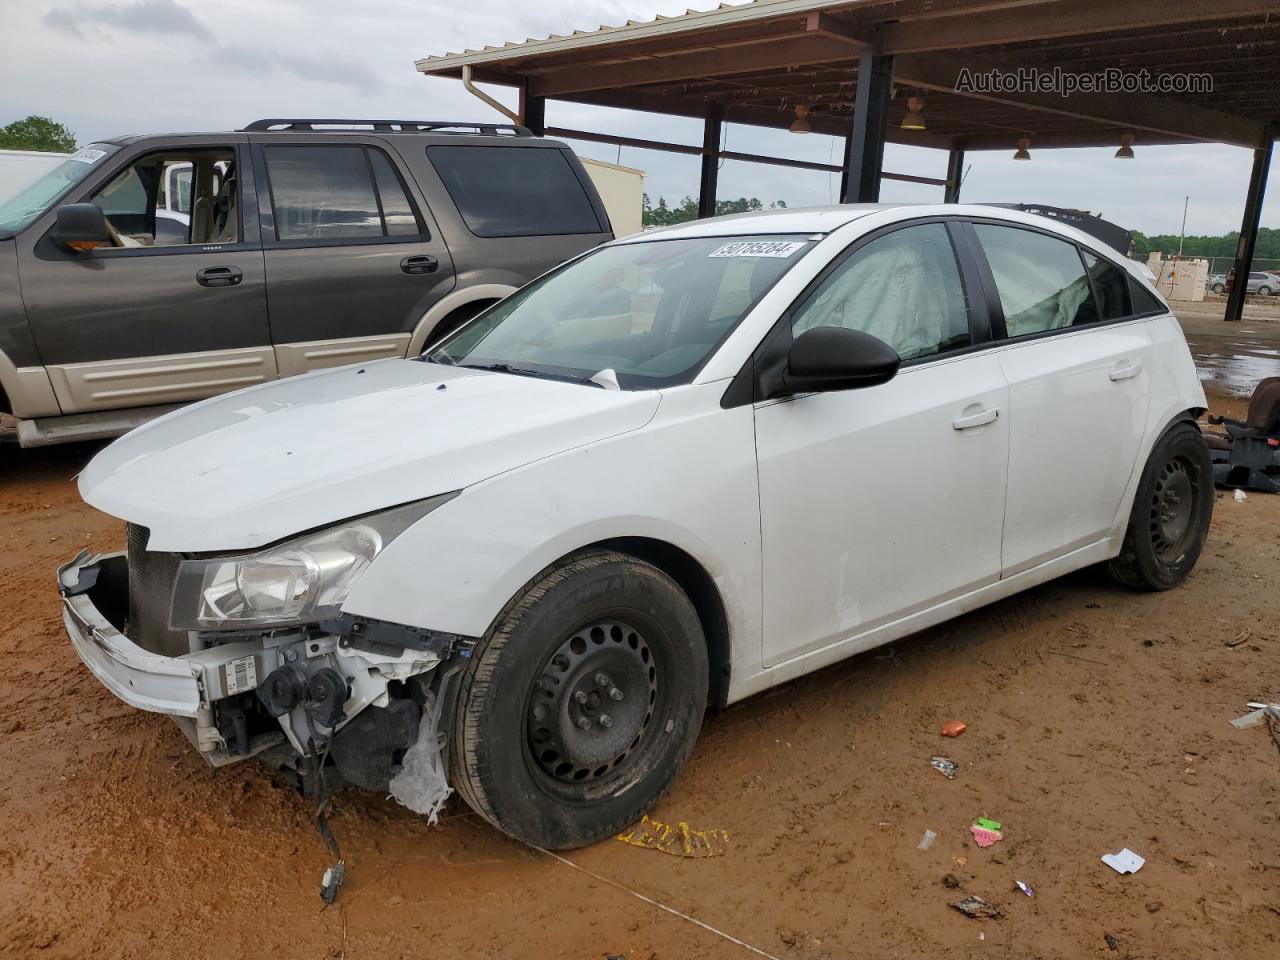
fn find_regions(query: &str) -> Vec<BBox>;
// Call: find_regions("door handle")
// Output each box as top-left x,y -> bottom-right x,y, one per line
196,266 -> 242,287
1109,359 -> 1143,381
952,406 -> 999,430
401,255 -> 438,275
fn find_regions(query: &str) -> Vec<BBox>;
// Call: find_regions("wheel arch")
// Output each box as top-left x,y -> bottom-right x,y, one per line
535,537 -> 732,710
406,283 -> 518,355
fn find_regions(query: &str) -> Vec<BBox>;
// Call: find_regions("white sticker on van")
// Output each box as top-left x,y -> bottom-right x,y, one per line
707,240 -> 806,259
69,147 -> 107,164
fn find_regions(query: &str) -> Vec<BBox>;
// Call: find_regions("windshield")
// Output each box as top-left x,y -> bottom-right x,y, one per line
427,234 -> 814,389
0,144 -> 117,235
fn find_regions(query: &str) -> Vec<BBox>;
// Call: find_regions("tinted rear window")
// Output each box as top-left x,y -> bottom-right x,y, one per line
428,145 -> 602,238
1130,277 -> 1167,315
1081,251 -> 1133,321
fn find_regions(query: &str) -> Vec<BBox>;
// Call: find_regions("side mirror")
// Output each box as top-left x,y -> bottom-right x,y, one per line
50,203 -> 112,253
782,326 -> 900,394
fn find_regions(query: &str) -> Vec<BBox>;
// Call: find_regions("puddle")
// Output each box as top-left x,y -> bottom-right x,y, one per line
1182,328 -> 1280,398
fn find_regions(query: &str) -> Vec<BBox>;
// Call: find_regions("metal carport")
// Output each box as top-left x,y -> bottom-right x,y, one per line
416,0 -> 1280,321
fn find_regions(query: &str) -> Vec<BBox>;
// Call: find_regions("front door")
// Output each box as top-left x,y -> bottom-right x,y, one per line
251,140 -> 456,375
755,221 -> 1009,667
18,140 -> 272,414
969,223 -> 1152,575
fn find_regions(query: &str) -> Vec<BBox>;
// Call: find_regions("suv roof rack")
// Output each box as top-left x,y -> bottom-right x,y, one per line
241,119 -> 533,136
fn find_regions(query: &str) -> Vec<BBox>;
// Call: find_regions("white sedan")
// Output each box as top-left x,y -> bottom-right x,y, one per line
61,204 -> 1212,849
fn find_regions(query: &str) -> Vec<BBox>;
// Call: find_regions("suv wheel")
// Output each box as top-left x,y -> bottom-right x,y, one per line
1107,422 -> 1213,590
1211,283 -> 1225,294
1259,285 -> 1273,297
449,550 -> 708,849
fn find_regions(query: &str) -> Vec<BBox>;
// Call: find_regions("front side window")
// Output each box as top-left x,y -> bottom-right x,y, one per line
429,234 -> 814,388
264,145 -> 422,242
0,144 -> 117,236
975,223 -> 1098,337
89,148 -> 238,247
428,145 -> 602,238
790,222 -> 970,361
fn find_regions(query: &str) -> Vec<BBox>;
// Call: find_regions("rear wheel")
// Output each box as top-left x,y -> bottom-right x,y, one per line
449,550 -> 708,849
1259,285 -> 1273,297
1107,422 -> 1213,590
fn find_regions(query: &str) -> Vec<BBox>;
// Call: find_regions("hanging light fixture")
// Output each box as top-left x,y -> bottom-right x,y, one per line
1115,133 -> 1135,159
790,104 -> 811,134
1013,137 -> 1032,161
901,96 -> 926,131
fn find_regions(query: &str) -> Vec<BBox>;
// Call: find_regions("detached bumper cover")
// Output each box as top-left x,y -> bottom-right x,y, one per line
58,551 -> 202,717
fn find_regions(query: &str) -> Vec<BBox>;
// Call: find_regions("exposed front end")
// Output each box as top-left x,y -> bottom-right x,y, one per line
58,509 -> 467,792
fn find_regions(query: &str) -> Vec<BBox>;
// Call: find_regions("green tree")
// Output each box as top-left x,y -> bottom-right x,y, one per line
642,194 -> 787,227
0,116 -> 77,152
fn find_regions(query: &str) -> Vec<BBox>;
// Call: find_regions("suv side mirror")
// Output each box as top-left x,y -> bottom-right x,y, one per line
50,203 -> 113,253
782,326 -> 900,394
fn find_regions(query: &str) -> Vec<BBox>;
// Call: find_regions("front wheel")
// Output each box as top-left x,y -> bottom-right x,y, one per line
1107,422 -> 1213,590
449,550 -> 708,849
1259,286 -> 1273,297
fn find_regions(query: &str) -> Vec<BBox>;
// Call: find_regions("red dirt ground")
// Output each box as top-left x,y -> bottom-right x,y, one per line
1,392 -> 1277,960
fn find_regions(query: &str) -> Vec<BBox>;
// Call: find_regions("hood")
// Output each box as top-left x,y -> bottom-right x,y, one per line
79,359 -> 660,551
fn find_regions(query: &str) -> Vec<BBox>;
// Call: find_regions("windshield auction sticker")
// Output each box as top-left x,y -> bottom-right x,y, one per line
68,147 -> 107,164
707,240 -> 806,258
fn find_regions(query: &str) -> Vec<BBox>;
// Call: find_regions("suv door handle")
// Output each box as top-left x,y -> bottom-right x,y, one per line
401,255 -> 438,275
1109,359 -> 1143,381
953,405 -> 999,430
196,266 -> 242,287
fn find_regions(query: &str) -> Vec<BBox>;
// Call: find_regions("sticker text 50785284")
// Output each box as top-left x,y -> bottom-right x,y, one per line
707,240 -> 807,259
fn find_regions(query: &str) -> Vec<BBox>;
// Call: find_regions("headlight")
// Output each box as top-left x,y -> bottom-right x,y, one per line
170,493 -> 456,631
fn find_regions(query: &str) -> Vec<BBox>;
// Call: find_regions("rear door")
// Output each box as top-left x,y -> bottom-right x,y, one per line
968,221 -> 1152,575
17,137 -> 273,414
250,138 -> 455,375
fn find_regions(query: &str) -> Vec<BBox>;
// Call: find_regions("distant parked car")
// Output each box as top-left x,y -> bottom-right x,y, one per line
61,204 -> 1212,850
0,119 -> 613,445
1208,273 -> 1227,294
1226,269 -> 1277,297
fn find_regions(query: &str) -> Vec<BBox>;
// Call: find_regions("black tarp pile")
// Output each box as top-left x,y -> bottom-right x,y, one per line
1206,377 -> 1280,493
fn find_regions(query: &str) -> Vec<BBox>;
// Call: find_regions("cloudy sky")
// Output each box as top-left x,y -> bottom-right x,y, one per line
3,0 -> 1278,238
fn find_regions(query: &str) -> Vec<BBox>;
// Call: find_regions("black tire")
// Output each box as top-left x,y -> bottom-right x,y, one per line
1260,286 -> 1273,297
1211,283 -> 1225,294
1107,422 -> 1213,590
449,550 -> 708,849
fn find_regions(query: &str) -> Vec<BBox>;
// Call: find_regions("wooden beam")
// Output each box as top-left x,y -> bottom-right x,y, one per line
804,11 -> 871,48
879,0 -> 1280,55
1225,130 -> 1276,322
530,34 -> 861,97
543,126 -> 943,185
698,105 -> 724,218
894,51 -> 1267,147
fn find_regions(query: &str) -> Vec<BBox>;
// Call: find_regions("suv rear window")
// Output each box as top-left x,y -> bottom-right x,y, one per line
264,145 -> 422,242
428,145 -> 602,238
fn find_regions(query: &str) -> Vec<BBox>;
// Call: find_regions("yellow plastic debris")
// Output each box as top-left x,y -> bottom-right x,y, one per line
615,815 -> 729,858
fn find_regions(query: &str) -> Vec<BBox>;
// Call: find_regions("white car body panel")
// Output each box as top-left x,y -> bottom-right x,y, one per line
996,319 -> 1154,575
70,203 -> 1208,720
78,359 -> 660,551
755,352 -> 1008,666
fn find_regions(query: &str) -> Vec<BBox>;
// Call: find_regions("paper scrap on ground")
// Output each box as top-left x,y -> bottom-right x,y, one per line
1101,848 -> 1145,874
917,829 -> 937,850
970,817 -> 1004,848
931,756 -> 958,779
616,815 -> 729,858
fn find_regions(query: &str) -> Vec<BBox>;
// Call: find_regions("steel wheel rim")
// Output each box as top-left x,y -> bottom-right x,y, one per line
526,619 -> 659,786
1150,455 -> 1197,560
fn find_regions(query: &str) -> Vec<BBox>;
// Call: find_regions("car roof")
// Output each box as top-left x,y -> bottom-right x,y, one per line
614,203 -> 1121,248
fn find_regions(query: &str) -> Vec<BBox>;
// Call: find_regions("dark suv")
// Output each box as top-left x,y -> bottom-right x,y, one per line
0,119 -> 613,446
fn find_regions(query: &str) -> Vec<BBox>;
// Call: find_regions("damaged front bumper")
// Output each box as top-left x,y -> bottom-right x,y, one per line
58,550 -> 467,776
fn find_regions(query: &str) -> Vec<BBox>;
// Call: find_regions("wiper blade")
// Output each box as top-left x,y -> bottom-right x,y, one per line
458,362 -> 599,386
